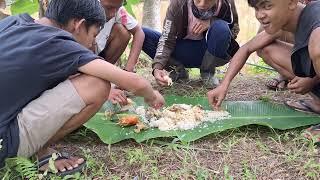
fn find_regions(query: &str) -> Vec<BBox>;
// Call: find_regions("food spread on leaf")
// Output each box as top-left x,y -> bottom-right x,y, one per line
135,104 -> 230,131
105,100 -> 231,132
118,115 -> 139,126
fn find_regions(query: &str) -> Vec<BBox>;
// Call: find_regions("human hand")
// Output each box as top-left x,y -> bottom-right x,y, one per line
108,88 -> 128,106
287,76 -> 315,94
144,90 -> 165,109
207,85 -> 228,110
153,69 -> 172,86
192,21 -> 210,35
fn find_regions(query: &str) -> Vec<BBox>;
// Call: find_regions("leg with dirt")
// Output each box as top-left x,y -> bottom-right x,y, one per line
257,27 -> 295,90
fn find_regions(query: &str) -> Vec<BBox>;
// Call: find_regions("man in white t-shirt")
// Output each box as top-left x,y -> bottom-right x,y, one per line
98,0 -> 145,105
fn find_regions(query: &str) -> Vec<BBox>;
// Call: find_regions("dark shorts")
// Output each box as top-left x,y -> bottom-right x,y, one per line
292,47 -> 320,97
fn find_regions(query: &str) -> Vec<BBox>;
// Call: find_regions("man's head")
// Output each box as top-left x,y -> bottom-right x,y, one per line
247,0 -> 300,34
100,0 -> 124,21
45,0 -> 106,49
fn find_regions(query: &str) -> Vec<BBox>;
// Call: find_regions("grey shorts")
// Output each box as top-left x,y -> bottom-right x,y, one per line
17,80 -> 86,158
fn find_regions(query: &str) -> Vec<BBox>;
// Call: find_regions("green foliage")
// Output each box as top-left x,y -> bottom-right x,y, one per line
224,165 -> 234,180
123,0 -> 140,18
1,157 -> 38,180
246,59 -> 276,75
10,0 -> 39,16
242,161 -> 257,180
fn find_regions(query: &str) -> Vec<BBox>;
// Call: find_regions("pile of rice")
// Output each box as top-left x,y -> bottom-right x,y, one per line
134,104 -> 231,131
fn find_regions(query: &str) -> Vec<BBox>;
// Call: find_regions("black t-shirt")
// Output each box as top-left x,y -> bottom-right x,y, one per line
291,1 -> 320,96
0,14 -> 101,167
292,1 -> 320,77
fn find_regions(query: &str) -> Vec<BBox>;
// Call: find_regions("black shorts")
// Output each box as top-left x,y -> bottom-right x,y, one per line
292,47 -> 320,97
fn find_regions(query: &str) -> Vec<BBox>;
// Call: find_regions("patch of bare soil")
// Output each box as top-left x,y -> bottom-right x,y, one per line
56,68 -> 319,179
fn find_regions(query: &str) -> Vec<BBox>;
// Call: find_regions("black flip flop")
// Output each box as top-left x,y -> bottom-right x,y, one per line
37,152 -> 86,177
284,99 -> 320,115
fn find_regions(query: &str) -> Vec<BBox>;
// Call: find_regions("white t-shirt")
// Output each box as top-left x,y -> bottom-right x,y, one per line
96,6 -> 138,53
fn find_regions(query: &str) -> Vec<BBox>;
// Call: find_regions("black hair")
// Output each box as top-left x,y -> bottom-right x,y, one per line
247,0 -> 261,7
45,0 -> 106,29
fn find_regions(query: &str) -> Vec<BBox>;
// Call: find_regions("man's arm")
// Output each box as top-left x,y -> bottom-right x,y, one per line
221,31 -> 281,88
152,0 -> 180,70
125,24 -> 145,72
207,30 -> 281,108
78,59 -> 164,108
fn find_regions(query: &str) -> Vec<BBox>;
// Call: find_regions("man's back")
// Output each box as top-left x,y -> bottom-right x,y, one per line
0,13 -> 97,165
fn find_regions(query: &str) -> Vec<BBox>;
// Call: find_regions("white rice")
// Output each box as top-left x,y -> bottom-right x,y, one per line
134,104 -> 231,131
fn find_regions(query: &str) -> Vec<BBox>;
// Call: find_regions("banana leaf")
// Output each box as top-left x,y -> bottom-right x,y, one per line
84,95 -> 320,144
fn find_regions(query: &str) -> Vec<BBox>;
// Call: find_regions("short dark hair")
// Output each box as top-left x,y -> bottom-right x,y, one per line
247,0 -> 261,7
45,0 -> 106,29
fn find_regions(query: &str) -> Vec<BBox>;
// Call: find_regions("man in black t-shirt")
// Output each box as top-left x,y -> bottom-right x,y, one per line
0,0 -> 164,175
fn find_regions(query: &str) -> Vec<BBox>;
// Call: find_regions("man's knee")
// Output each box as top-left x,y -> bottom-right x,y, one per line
207,20 -> 232,59
71,74 -> 110,106
208,20 -> 231,41
110,23 -> 131,45
257,46 -> 271,62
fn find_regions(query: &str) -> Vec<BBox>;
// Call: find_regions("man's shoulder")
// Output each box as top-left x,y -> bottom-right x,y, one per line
166,0 -> 187,17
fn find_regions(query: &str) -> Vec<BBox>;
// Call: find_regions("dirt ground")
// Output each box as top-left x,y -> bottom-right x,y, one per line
56,67 -> 320,179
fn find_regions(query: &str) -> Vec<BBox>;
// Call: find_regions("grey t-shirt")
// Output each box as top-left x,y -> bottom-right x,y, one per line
292,1 -> 320,77
291,1 -> 320,96
0,14 -> 101,167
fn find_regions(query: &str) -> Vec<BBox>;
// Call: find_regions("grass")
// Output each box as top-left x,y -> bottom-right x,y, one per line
1,1 -> 320,179
2,124 -> 319,179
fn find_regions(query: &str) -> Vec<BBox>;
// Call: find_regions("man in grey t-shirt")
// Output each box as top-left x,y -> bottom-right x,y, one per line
207,1 -> 320,142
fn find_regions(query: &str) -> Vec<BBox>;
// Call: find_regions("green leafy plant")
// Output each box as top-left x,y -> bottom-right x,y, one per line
10,0 -> 38,15
123,0 -> 140,18
2,157 -> 38,180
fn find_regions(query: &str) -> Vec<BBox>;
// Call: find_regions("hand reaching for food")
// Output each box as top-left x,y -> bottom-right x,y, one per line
153,69 -> 173,86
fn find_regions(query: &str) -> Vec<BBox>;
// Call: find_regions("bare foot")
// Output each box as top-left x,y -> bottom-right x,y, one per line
266,76 -> 288,91
37,147 -> 84,173
304,124 -> 320,142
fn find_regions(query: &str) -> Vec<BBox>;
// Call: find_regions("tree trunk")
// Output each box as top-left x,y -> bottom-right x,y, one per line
0,0 -> 5,9
38,0 -> 49,18
142,0 -> 161,32
0,0 -> 8,20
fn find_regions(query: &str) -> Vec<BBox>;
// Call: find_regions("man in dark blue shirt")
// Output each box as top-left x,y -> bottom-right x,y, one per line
0,0 -> 164,175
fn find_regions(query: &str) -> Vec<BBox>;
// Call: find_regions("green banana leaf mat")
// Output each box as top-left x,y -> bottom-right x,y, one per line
84,95 -> 320,144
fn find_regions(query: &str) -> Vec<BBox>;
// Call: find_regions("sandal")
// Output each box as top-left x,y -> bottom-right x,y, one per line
304,124 -> 320,143
266,78 -> 288,91
284,99 -> 320,115
37,152 -> 86,177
